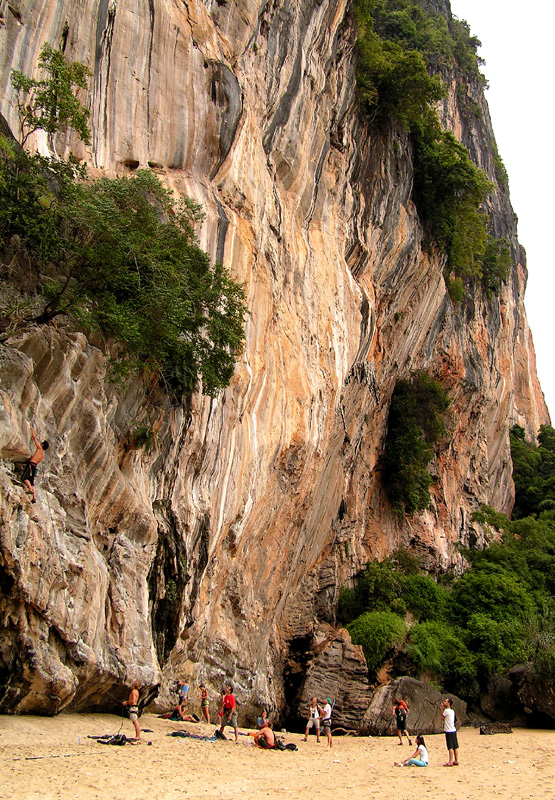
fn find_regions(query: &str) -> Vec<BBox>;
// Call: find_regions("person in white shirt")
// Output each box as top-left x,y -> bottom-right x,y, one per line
302,697 -> 321,742
318,698 -> 333,747
394,734 -> 429,767
440,698 -> 459,766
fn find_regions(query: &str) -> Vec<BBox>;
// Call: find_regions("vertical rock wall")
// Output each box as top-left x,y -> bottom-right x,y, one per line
0,0 -> 548,717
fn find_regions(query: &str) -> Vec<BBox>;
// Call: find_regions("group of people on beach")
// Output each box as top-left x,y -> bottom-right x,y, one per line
125,680 -> 458,764
392,696 -> 459,768
302,696 -> 333,747
125,681 -> 337,750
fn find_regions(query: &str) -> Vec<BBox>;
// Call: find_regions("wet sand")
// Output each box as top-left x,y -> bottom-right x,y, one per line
0,712 -> 554,799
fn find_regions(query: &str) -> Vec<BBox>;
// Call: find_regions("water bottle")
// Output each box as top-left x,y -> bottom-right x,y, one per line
77,735 -> 82,745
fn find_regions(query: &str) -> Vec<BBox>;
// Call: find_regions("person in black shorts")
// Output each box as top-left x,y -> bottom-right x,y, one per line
440,698 -> 459,766
393,699 -> 412,745
21,427 -> 49,503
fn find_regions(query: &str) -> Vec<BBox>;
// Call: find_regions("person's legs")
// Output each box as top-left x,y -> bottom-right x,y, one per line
445,731 -> 459,765
403,729 -> 412,745
326,725 -> 332,748
444,733 -> 453,765
129,710 -> 140,740
22,462 -> 36,501
203,705 -> 210,724
231,710 -> 239,742
303,722 -> 310,741
405,758 -> 427,767
316,721 -> 320,743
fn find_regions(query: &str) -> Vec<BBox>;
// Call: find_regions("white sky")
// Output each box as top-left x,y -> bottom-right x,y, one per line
448,0 -> 555,423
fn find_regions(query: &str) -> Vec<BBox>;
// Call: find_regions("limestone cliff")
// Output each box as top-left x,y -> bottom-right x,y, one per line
0,0 -> 548,720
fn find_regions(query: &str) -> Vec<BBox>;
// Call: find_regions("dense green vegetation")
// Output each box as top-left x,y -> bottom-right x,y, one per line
342,426 -> 555,699
381,371 -> 450,515
0,45 -> 246,399
509,424 -> 555,518
353,0 -> 511,295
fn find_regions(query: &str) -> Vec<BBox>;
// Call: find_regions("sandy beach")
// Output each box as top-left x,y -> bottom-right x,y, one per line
1,713 -> 554,800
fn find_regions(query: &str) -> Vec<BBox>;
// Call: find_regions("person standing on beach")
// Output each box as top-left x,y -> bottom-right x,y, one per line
319,697 -> 333,747
199,683 -> 210,724
303,697 -> 321,742
122,681 -> 141,741
219,685 -> 239,743
21,426 -> 49,503
440,698 -> 459,766
392,699 -> 412,745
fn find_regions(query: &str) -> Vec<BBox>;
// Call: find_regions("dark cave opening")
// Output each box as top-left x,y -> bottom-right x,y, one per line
281,633 -> 314,732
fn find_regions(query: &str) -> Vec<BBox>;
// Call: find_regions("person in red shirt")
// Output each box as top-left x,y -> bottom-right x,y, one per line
219,685 -> 239,742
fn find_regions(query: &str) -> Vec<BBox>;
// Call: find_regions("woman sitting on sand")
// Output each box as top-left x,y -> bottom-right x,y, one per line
394,734 -> 428,767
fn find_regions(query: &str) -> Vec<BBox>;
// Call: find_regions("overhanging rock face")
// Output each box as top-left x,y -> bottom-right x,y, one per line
0,0 -> 549,715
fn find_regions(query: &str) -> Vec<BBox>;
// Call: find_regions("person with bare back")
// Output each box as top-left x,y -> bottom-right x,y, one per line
21,426 -> 49,503
122,681 -> 141,740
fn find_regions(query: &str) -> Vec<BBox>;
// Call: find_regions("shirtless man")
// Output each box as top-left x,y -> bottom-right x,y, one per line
254,720 -> 275,749
122,681 -> 141,740
22,427 -> 49,503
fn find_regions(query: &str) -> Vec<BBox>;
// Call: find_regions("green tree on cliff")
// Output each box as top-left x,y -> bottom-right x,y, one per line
353,0 -> 512,294
1,45 -> 246,398
10,42 -> 91,147
381,371 -> 450,515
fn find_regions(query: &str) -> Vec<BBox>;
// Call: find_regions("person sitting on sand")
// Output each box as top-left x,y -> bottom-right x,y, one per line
21,426 -> 49,503
257,709 -> 269,729
392,699 -> 412,746
394,734 -> 428,767
254,720 -> 275,749
176,695 -> 198,722
122,681 -> 141,740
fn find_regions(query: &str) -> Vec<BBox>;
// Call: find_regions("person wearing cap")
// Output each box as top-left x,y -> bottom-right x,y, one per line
318,697 -> 333,747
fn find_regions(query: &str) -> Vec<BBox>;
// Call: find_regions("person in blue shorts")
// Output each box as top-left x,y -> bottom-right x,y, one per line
394,734 -> 428,767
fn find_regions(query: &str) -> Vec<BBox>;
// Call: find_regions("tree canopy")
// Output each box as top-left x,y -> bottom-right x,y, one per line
1,45 -> 246,399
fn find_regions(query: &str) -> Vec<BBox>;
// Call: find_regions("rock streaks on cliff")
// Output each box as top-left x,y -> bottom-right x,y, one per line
0,0 -> 549,717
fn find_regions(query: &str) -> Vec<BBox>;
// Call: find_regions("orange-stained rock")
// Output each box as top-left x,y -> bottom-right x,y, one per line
0,0 -> 548,716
